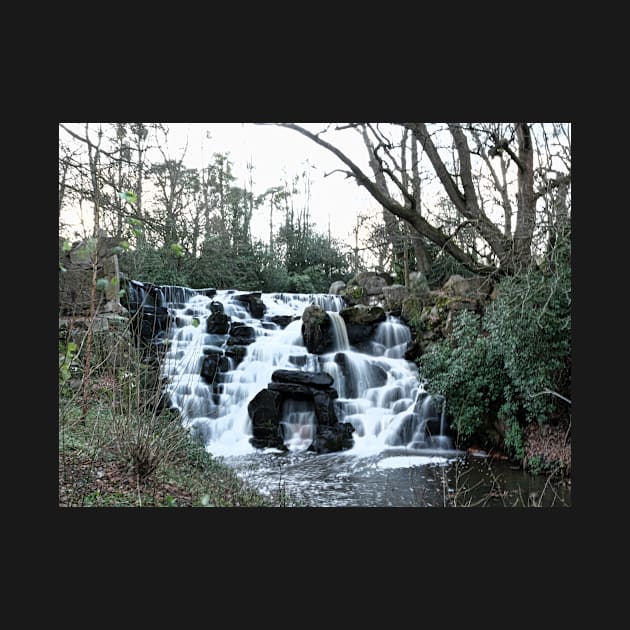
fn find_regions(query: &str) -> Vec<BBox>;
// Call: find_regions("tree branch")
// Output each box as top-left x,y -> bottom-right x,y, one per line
528,390 -> 571,405
323,168 -> 353,179
261,122 -> 492,273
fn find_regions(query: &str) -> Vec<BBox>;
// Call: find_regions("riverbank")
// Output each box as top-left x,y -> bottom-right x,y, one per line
58,400 -> 284,507
59,393 -> 570,507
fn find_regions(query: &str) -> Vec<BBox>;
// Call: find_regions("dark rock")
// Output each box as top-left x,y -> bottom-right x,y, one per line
404,339 -> 421,361
233,292 -> 266,318
225,345 -> 247,368
312,391 -> 339,426
301,305 -> 334,354
210,301 -> 225,314
344,324 -> 375,346
340,305 -> 386,326
248,368 -> 352,453
200,352 -> 229,384
340,306 -> 386,346
270,315 -> 297,329
268,382 -> 314,397
247,389 -> 285,450
309,422 -> 354,453
228,323 -> 256,345
271,369 -> 334,388
206,310 -> 231,334
289,355 -> 308,367
248,388 -> 281,424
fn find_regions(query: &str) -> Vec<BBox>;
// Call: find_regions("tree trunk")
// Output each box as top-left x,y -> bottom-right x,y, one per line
361,126 -> 403,273
410,132 -> 431,275
409,123 -> 513,269
513,123 -> 536,269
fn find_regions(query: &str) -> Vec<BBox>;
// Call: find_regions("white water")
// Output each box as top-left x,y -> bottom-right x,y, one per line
160,289 -> 453,459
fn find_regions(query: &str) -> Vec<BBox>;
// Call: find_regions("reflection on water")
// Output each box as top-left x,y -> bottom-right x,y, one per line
222,450 -> 571,507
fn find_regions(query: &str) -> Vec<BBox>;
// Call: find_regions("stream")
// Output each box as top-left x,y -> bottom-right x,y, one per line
125,283 -> 570,507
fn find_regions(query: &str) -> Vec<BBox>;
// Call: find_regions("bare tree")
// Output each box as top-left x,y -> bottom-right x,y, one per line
264,122 -> 570,275
264,123 -> 491,274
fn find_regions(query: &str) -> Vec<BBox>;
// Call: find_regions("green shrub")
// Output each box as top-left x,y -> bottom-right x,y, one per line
418,235 -> 571,460
419,309 -> 507,443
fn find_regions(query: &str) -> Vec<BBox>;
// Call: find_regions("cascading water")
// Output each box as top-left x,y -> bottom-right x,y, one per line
133,284 -> 464,505
159,288 -> 454,457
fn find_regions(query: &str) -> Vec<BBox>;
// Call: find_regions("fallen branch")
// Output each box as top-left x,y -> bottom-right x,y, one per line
529,390 -> 571,404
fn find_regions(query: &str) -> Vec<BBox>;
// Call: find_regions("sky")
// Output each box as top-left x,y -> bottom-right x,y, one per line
59,122 -> 381,247
164,123 -> 378,244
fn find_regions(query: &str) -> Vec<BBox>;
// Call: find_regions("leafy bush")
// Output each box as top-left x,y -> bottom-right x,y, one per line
419,309 -> 507,443
419,235 -> 571,460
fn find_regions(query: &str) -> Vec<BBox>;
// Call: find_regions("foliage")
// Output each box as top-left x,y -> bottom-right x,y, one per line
423,239 -> 475,288
58,310 -> 279,506
419,309 -> 506,443
419,232 -> 571,460
58,341 -> 78,382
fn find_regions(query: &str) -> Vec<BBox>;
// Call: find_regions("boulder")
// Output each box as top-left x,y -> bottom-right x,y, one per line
312,390 -> 339,426
247,389 -> 285,450
200,352 -> 229,384
309,423 -> 355,454
340,305 -> 386,326
382,284 -> 409,312
233,292 -> 266,318
269,315 -> 297,329
339,305 -> 386,345
268,382 -> 314,397
443,275 -> 493,299
271,370 -> 334,388
302,304 -> 334,354
206,303 -> 231,334
329,281 -> 346,295
224,345 -> 247,368
209,300 -> 225,314
409,272 -> 431,296
352,271 -> 393,295
248,371 -> 354,453
228,322 -> 256,345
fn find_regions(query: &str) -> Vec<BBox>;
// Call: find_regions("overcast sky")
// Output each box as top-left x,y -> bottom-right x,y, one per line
164,123 -> 379,244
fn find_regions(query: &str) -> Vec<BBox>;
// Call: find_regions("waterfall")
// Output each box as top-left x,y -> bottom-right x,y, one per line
145,286 -> 453,458
327,311 -> 350,351
279,399 -> 316,452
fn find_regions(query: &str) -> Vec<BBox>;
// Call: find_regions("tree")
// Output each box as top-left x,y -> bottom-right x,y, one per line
263,123 -> 570,276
